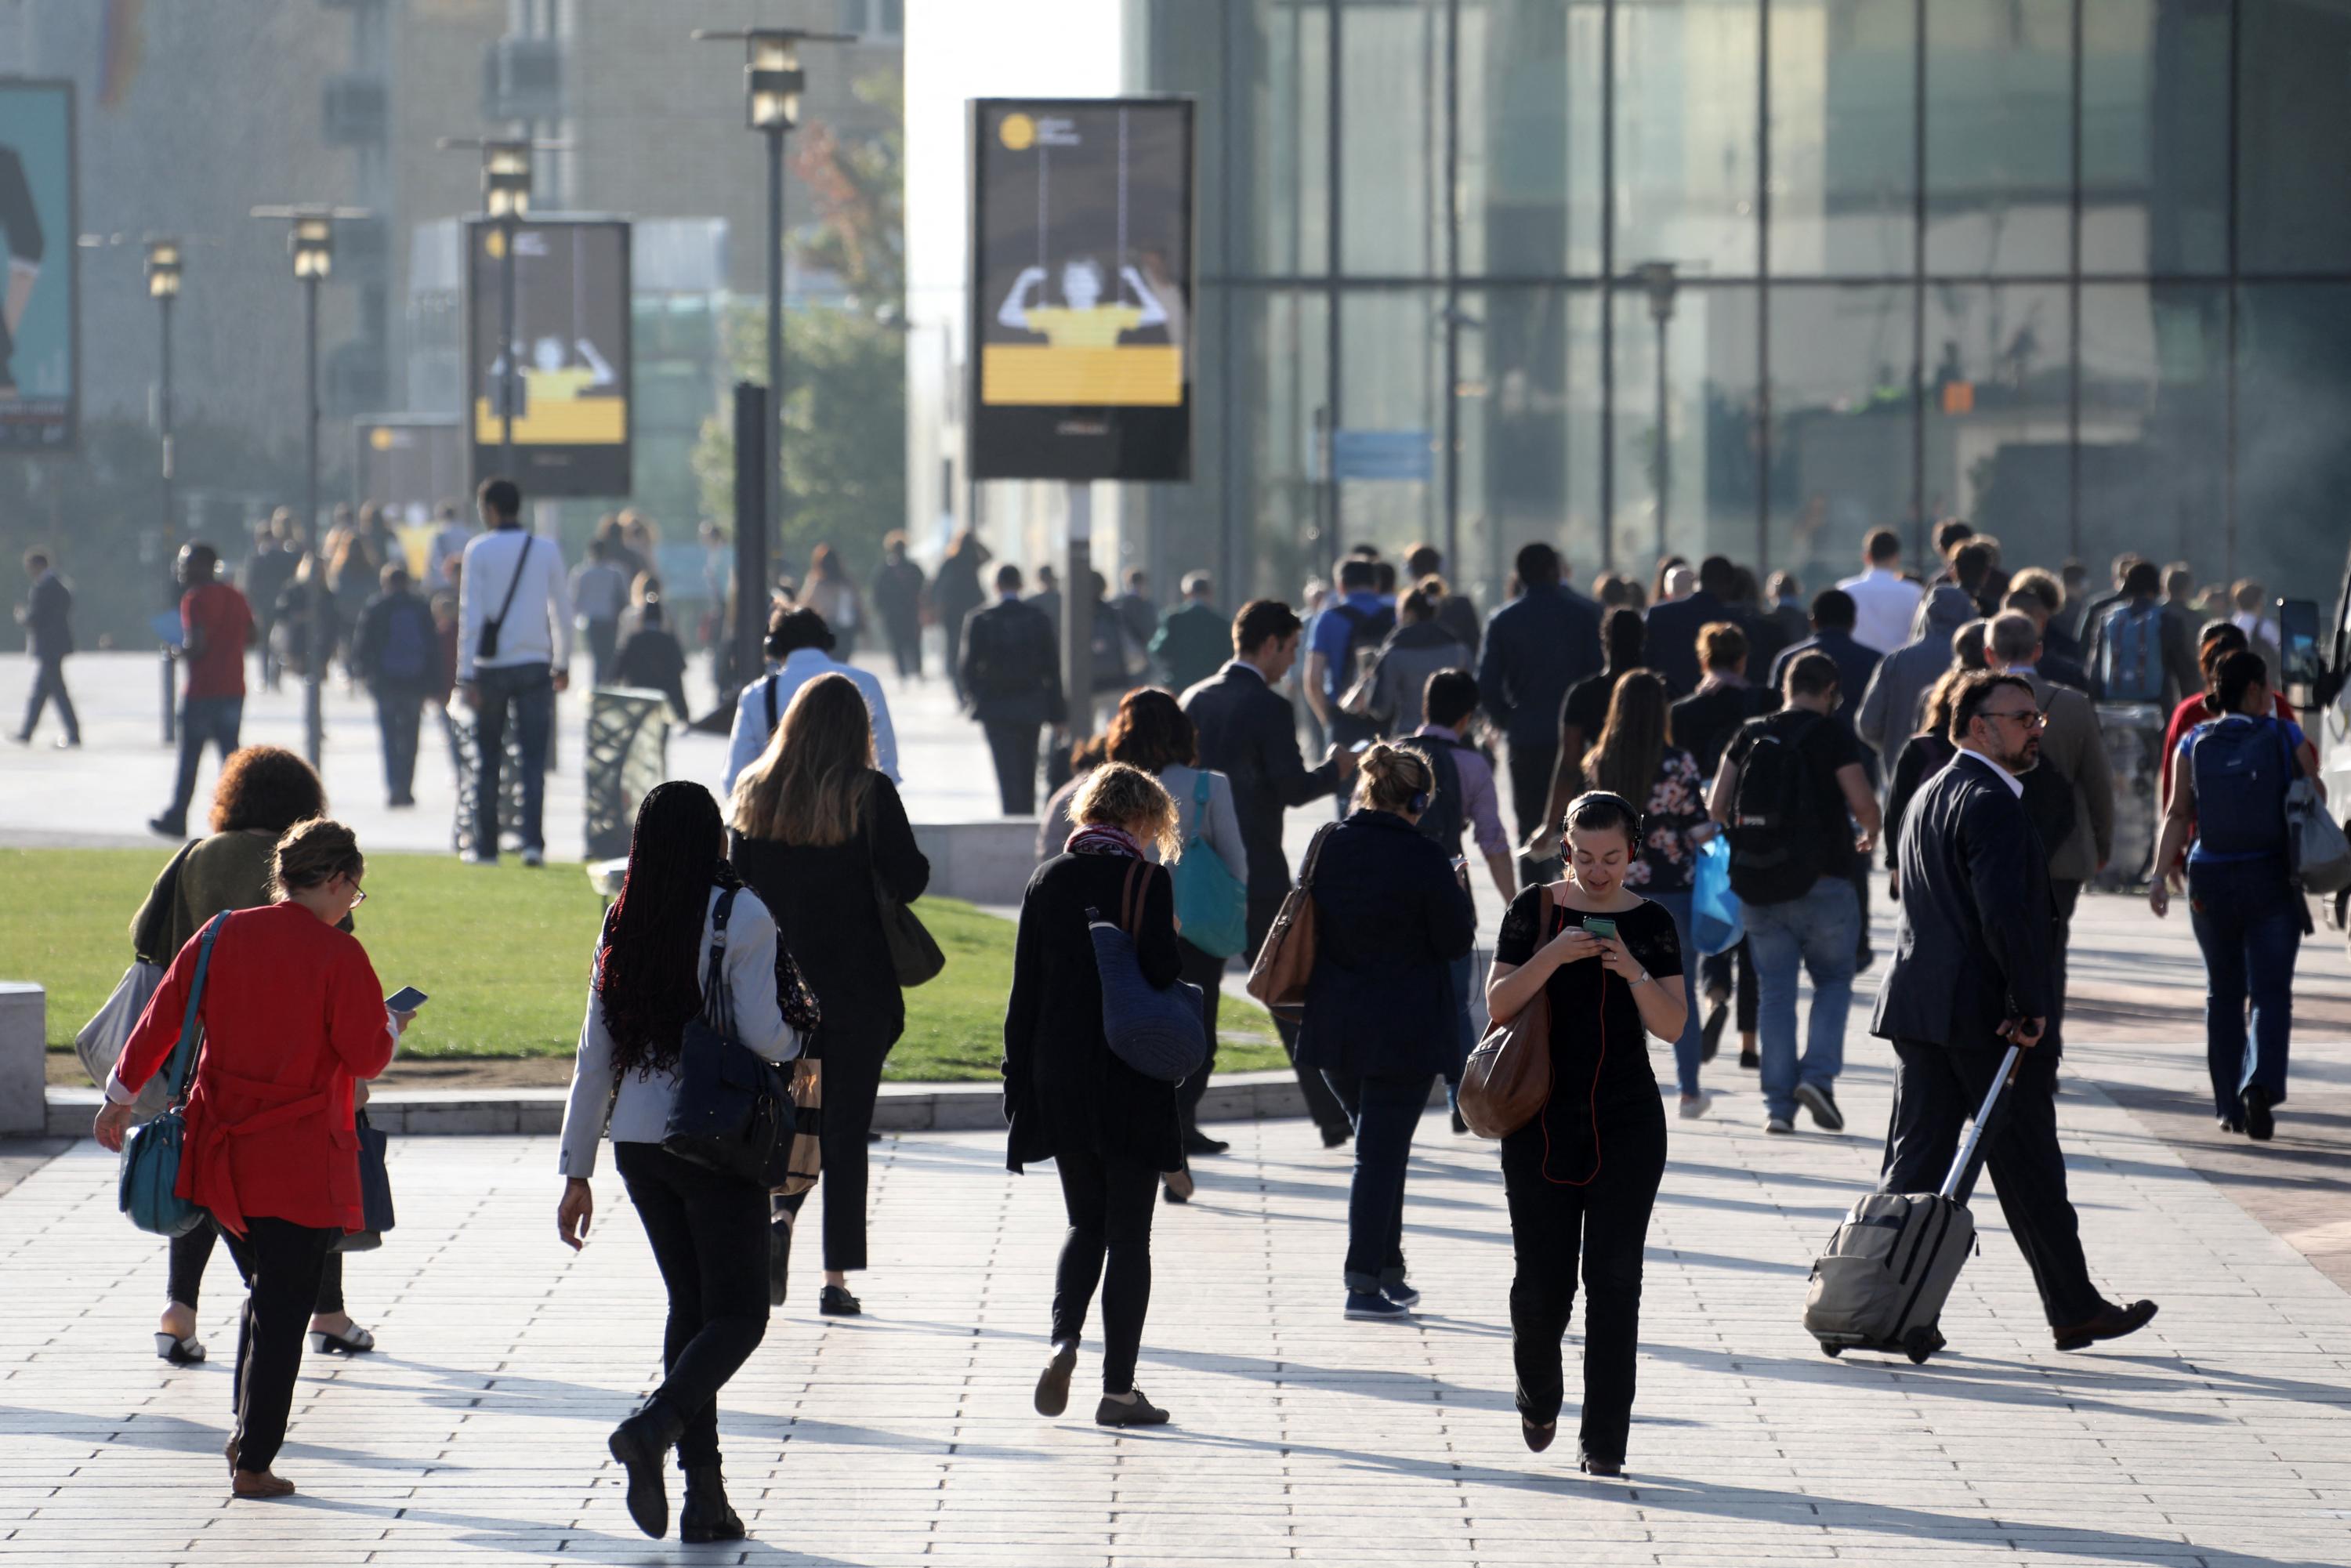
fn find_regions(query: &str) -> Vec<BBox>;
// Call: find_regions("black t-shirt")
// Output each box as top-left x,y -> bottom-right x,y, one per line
1494,887 -> 1680,1181
1722,709 -> 1865,885
1560,668 -> 1629,742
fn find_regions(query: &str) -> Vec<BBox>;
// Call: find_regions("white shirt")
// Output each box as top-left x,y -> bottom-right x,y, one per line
457,527 -> 574,680
2230,610 -> 2280,649
1838,566 -> 1925,657
1955,745 -> 2026,798
722,646 -> 901,795
428,523 -> 474,589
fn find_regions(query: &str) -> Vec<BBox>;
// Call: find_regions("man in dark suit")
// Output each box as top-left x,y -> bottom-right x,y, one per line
1184,599 -> 1357,1144
1643,553 -> 1743,697
13,548 -> 77,747
958,563 -> 1064,815
1872,670 -> 2157,1353
1148,571 -> 1227,696
1476,542 -> 1602,882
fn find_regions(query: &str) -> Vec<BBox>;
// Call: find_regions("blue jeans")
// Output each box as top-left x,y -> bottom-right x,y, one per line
1445,953 -> 1476,1089
1646,889 -> 1705,1096
164,694 -> 245,830
1743,877 -> 1858,1122
1327,1071 -> 1428,1292
473,663 -> 553,856
2186,856 -> 2301,1117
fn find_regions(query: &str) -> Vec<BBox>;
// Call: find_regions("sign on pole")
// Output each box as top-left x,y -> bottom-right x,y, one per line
464,216 -> 632,495
967,98 -> 1194,483
356,416 -> 465,523
0,80 -> 77,454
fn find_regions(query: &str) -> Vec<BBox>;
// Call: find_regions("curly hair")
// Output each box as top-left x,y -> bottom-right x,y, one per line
1104,687 -> 1197,775
597,782 -> 739,1081
1071,762 -> 1182,861
210,747 -> 328,835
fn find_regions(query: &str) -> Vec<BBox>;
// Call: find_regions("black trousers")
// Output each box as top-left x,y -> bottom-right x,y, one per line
884,617 -> 922,679
1244,891 -> 1351,1137
1501,1098 -> 1665,1459
615,1142 -> 770,1468
776,1021 -> 891,1273
1506,738 -> 1558,888
1176,938 -> 1226,1124
2049,878 -> 2081,1052
1878,1038 -> 2103,1328
1052,1149 -> 1159,1395
1697,940 -> 1759,1033
218,1217 -> 339,1472
19,654 -> 77,742
983,719 -> 1042,815
170,1216 -> 344,1316
374,680 -> 428,804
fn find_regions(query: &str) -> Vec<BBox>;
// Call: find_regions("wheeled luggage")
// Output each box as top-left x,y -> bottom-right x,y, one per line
1802,1045 -> 2020,1363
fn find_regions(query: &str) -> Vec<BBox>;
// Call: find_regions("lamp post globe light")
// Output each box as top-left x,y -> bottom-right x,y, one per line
145,239 -> 182,745
443,136 -> 544,477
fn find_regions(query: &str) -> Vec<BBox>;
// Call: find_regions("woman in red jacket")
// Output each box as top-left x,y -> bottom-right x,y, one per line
95,819 -> 404,1501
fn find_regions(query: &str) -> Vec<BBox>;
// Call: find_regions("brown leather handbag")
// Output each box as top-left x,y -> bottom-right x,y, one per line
1458,884 -> 1555,1139
1244,822 -> 1338,1023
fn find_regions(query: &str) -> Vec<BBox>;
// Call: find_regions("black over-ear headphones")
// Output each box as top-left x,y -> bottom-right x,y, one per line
1559,789 -> 1649,844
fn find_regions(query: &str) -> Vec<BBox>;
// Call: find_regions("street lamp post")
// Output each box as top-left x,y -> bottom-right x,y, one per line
1636,262 -> 1679,561
145,239 -> 180,746
442,137 -> 537,479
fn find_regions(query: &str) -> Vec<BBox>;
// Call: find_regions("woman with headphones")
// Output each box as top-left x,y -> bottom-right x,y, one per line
1294,742 -> 1477,1322
1483,790 -> 1689,1474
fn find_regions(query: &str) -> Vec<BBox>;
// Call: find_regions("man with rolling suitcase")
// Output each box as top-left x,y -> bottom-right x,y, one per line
1809,671 -> 2156,1360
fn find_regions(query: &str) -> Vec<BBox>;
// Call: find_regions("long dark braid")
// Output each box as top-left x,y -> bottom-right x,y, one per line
596,781 -> 740,1080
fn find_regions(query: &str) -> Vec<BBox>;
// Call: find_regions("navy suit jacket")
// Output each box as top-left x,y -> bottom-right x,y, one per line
1643,590 -> 1738,698
1476,585 -> 1602,752
1183,664 -> 1341,896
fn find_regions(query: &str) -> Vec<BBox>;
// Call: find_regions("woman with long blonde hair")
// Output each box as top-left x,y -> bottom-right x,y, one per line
727,673 -> 929,1317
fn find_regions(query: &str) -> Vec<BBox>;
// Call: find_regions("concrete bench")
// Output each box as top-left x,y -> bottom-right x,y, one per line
0,983 -> 45,1135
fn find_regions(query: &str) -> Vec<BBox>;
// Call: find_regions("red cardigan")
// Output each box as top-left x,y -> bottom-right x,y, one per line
117,903 -> 397,1234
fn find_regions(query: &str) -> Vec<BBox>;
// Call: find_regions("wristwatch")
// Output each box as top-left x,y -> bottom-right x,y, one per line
1629,970 -> 1653,988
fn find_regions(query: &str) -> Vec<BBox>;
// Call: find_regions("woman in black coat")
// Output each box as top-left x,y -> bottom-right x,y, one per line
1003,761 -> 1185,1429
729,672 -> 930,1317
1295,742 -> 1476,1320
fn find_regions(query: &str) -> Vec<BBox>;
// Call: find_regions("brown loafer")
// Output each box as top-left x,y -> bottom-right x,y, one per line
2052,1298 -> 2158,1352
230,1468 -> 295,1500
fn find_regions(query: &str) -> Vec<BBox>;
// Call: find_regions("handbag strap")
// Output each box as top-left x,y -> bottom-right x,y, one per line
165,913 -> 229,1106
1187,770 -> 1212,844
1297,820 -> 1339,892
134,839 -> 201,964
486,532 -> 535,636
701,886 -> 739,1038
1121,858 -> 1148,937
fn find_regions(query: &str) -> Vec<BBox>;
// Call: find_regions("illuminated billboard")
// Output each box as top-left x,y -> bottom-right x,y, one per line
465,216 -> 632,496
0,81 -> 76,453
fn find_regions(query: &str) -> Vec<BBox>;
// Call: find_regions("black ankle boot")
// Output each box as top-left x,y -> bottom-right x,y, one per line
608,1397 -> 686,1539
679,1462 -> 746,1544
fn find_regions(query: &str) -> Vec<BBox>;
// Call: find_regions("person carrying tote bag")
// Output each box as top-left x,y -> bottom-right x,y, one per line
556,782 -> 799,1544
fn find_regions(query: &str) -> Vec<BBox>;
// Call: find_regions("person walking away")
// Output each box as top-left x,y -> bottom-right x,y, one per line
2229,578 -> 2283,682
1873,672 -> 2159,1351
1766,589 -> 1882,727
723,606 -> 899,795
2005,568 -> 2091,691
455,477 -> 571,867
1028,563 -> 1064,643
872,532 -> 927,680
2158,622 -> 2316,821
1296,744 -> 1476,1320
1535,607 -> 1649,838
802,544 -> 864,660
1709,653 -> 1880,1134
1343,579 -> 1472,735
13,547 -> 77,747
612,597 -> 693,722
1763,572 -> 1811,656
273,549 -> 338,696
1405,542 -> 1484,657
1836,527 -> 1923,657
932,531 -> 991,705
426,502 -> 473,592
1478,542 -> 1604,881
127,747 -> 378,1366
1304,558 -> 1396,759
1004,763 -> 1188,1427
325,520 -> 381,682
2086,558 -> 2198,710
94,820 -> 404,1500
556,784 -> 800,1541
959,565 -> 1065,815
1983,611 -> 2114,989
1642,555 -> 1744,698
729,675 -> 929,1313
1100,689 -> 1248,1171
1856,543 -> 1989,771
2151,650 -> 2309,1140
1483,791 -> 1688,1470
1668,622 -> 1770,779
150,544 -> 256,838
1112,570 -> 1158,663
1149,571 -> 1227,695
350,563 -> 437,808
1183,599 -> 1360,1146
571,537 -> 629,688
242,516 -> 299,693
429,584 -> 463,784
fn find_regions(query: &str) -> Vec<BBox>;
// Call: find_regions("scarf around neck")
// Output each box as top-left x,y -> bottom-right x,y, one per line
1067,823 -> 1144,859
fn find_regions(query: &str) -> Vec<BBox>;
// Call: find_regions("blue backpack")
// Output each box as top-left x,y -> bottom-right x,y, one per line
2189,715 -> 2290,858
378,596 -> 433,683
2097,602 -> 2165,702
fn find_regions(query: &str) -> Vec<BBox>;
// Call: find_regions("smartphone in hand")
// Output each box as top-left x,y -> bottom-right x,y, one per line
385,986 -> 429,1012
1581,915 -> 1618,942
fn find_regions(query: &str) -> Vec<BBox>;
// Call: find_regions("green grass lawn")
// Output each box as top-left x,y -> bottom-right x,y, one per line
1,848 -> 1287,1082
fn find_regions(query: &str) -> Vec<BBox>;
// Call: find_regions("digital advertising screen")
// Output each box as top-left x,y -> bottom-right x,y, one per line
0,81 -> 77,454
465,216 -> 631,496
356,416 -> 465,524
969,98 -> 1194,483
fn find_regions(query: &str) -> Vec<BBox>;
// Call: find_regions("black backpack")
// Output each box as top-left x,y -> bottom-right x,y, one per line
1395,733 -> 1468,860
1727,712 -> 1831,905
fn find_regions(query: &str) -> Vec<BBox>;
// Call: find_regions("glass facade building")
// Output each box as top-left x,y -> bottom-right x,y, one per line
1128,0 -> 2351,611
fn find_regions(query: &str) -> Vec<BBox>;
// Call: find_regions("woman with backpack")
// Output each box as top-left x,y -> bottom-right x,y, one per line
2150,649 -> 2311,1141
555,782 -> 802,1542
1003,762 -> 1186,1428
1295,743 -> 1476,1320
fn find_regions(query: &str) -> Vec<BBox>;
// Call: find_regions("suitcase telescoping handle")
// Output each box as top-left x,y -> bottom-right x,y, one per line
1936,1044 -> 2023,1204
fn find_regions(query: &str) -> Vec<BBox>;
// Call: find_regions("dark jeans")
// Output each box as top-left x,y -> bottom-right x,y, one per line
472,663 -> 554,855
19,654 -> 77,742
1879,1037 -> 2103,1328
776,1021 -> 891,1272
1244,891 -> 1351,1138
1052,1148 -> 1159,1395
982,719 -> 1042,815
1328,1071 -> 1429,1291
169,1217 -> 343,1316
2186,857 -> 2302,1117
1176,938 -> 1226,1123
217,1216 -> 338,1472
374,680 -> 429,803
1502,1096 -> 1665,1458
614,1141 -> 770,1469
1698,940 -> 1759,1032
884,617 -> 922,679
1506,738 -> 1558,888
1646,889 -> 1705,1096
585,618 -> 619,687
163,693 -> 244,831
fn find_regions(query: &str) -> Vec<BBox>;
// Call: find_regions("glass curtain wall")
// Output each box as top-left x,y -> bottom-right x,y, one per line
1129,0 -> 2347,611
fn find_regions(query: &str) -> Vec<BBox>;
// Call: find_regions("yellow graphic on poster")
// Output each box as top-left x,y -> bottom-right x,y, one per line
466,219 -> 632,492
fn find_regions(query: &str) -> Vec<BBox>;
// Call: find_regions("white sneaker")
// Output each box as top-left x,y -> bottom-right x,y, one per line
1764,1114 -> 1795,1135
1678,1092 -> 1712,1121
